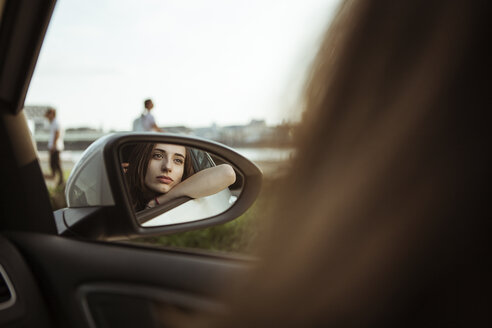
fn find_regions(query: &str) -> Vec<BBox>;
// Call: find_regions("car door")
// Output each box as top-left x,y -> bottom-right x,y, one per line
0,1 -> 252,327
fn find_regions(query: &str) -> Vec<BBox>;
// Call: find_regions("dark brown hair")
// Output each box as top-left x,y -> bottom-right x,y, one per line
125,143 -> 194,211
186,0 -> 490,326
44,107 -> 56,117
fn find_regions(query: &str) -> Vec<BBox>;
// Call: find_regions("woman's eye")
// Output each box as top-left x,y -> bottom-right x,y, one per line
174,158 -> 184,165
152,153 -> 163,159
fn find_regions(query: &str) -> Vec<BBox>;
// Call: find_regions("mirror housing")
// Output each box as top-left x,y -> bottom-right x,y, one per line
55,133 -> 262,240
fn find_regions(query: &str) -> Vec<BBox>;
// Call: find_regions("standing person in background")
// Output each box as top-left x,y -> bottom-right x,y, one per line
44,107 -> 64,186
133,98 -> 163,132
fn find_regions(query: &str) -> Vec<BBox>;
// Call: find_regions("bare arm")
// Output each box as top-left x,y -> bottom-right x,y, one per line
148,164 -> 236,207
151,123 -> 163,132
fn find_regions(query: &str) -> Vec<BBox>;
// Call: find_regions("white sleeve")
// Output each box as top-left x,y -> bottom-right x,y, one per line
148,114 -> 156,126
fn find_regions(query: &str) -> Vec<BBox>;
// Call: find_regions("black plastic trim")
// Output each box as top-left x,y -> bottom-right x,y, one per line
77,283 -> 225,328
0,264 -> 16,311
6,231 -> 251,328
0,0 -> 57,114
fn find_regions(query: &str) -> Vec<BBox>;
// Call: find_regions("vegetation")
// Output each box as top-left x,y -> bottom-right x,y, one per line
47,167 -> 277,254
46,170 -> 71,209
48,184 -> 67,209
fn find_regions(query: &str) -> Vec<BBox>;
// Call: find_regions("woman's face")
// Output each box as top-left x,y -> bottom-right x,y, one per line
144,143 -> 186,194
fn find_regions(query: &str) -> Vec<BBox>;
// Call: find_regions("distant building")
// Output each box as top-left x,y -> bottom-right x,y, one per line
191,119 -> 292,147
218,120 -> 272,146
243,119 -> 269,144
23,106 -> 292,149
160,126 -> 193,134
193,123 -> 220,140
23,105 -> 106,151
66,127 -> 101,133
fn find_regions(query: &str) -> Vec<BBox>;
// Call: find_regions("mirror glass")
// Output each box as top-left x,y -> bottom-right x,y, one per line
120,142 -> 243,227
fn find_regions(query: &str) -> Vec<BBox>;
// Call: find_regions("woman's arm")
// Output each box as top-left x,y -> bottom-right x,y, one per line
148,164 -> 236,207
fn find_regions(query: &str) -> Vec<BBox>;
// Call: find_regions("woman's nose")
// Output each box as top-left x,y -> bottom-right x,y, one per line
161,159 -> 172,171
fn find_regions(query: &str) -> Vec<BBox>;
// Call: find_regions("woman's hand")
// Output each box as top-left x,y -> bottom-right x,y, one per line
145,198 -> 157,209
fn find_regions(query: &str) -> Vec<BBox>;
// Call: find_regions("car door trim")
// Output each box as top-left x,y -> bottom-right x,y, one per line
0,264 -> 17,311
77,282 -> 226,328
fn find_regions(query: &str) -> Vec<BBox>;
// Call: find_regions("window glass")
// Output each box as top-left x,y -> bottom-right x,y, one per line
26,0 -> 340,253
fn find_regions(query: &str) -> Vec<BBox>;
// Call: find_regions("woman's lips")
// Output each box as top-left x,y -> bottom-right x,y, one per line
157,176 -> 173,184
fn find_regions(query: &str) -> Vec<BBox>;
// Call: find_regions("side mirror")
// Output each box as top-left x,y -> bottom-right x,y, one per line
55,133 -> 262,240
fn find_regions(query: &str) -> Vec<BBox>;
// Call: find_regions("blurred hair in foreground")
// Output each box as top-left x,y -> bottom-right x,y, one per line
177,0 -> 491,326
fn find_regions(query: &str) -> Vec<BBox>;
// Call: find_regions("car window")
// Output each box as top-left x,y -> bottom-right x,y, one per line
24,0 -> 341,253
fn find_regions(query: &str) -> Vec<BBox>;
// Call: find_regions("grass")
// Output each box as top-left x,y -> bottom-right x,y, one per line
45,169 -> 71,210
47,167 -> 278,253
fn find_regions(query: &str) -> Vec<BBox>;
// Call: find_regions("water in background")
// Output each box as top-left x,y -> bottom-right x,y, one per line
229,147 -> 294,162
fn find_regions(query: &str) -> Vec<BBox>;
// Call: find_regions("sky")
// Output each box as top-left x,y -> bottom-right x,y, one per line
25,0 -> 340,131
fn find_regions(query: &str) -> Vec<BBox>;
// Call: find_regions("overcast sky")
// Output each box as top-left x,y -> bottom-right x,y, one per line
25,0 -> 340,131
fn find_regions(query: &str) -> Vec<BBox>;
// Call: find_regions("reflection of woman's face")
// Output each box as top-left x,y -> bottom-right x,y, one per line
144,143 -> 186,194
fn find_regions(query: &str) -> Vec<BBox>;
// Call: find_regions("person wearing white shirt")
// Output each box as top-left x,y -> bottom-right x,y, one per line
44,108 -> 64,186
134,99 -> 163,132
